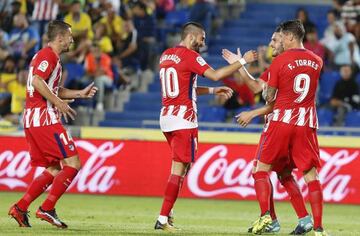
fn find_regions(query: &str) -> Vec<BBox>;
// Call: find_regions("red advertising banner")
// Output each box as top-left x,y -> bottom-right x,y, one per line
0,136 -> 359,204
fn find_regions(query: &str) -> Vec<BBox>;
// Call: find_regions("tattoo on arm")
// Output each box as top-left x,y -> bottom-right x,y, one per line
265,86 -> 277,103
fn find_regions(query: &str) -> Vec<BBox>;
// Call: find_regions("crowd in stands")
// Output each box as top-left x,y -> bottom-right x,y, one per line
0,0 -> 359,128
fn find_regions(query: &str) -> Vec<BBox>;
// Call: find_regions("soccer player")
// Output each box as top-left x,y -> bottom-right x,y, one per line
240,20 -> 327,236
8,20 -> 98,228
223,27 -> 313,235
154,22 -> 257,232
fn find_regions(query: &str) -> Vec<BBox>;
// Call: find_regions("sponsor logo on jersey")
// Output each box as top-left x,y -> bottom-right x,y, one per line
196,56 -> 207,66
38,61 -> 49,72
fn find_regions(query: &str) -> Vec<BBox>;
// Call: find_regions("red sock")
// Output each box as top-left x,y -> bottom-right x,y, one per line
269,179 -> 277,220
308,180 -> 323,229
253,171 -> 271,216
16,170 -> 54,211
41,166 -> 78,211
280,175 -> 308,218
160,174 -> 184,216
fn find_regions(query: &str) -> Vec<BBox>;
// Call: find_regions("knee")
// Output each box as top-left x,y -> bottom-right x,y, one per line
63,155 -> 82,170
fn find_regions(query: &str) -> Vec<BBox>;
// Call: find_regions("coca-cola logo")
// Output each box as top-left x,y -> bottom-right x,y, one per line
188,145 -> 359,202
0,141 -> 123,193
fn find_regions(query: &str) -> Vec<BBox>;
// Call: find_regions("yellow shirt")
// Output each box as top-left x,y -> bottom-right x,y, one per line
99,36 -> 113,54
8,81 -> 26,114
64,12 -> 94,39
99,15 -> 125,38
0,73 -> 17,92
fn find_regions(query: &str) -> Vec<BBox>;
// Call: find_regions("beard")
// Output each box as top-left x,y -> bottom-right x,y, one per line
191,40 -> 201,53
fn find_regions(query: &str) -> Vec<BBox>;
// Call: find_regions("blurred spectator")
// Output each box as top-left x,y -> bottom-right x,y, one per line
64,0 -> 93,63
0,56 -> 17,118
296,8 -> 316,42
156,0 -> 175,19
131,1 -> 156,70
31,0 -> 59,39
340,0 -> 360,33
0,29 -> 10,62
84,43 -> 114,110
114,20 -> 138,68
216,71 -> 255,111
94,23 -> 113,54
1,0 -> 22,33
330,65 -> 360,125
304,27 -> 326,62
321,9 -> 338,48
327,21 -> 360,70
189,0 -> 217,35
7,13 -> 40,61
99,6 -> 126,47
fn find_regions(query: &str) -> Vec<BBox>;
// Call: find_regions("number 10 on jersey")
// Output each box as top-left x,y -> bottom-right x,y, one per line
160,67 -> 179,98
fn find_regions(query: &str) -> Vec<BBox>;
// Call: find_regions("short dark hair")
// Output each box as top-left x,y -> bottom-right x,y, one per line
280,19 -> 305,42
181,22 -> 204,40
47,20 -> 71,42
274,25 -> 282,33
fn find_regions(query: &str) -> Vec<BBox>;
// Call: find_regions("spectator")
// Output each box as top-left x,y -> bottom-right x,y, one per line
295,8 -> 316,42
84,43 -> 114,110
304,27 -> 326,62
340,0 -> 360,33
156,0 -> 175,19
94,22 -> 113,54
327,21 -> 360,70
31,0 -> 60,39
330,65 -> 360,125
1,0 -> 22,33
7,13 -> 40,61
64,0 -> 93,63
99,6 -> 126,48
114,20 -> 138,68
131,1 -> 156,70
189,0 -> 217,35
321,9 -> 338,48
0,56 -> 17,118
0,29 -> 10,62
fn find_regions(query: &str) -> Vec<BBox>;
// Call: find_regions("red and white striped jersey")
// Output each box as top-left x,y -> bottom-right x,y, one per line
32,0 -> 59,21
266,48 -> 323,128
159,46 -> 210,132
23,47 -> 62,128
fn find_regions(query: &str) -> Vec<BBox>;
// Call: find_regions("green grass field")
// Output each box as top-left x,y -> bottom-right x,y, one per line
0,192 -> 359,236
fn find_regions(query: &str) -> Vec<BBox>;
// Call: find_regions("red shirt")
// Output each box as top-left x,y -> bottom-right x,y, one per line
159,46 -> 210,132
24,47 -> 62,128
267,48 -> 323,128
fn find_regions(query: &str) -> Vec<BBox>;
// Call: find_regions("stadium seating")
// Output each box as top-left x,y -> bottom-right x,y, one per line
317,107 -> 334,126
344,111 -> 360,127
318,71 -> 341,105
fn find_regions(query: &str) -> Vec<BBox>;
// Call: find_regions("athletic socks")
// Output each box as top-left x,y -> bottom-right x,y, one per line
17,170 -> 54,211
41,166 -> 78,211
159,174 -> 184,223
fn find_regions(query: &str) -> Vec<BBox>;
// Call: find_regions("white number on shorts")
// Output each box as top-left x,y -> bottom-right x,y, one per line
293,73 -> 310,103
26,66 -> 35,97
160,67 -> 179,98
59,131 -> 72,145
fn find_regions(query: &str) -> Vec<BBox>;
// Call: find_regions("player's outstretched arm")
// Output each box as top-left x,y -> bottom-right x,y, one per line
203,50 -> 257,81
236,102 -> 274,127
196,86 -> 233,99
58,82 -> 98,99
32,75 -> 77,122
222,48 -> 264,94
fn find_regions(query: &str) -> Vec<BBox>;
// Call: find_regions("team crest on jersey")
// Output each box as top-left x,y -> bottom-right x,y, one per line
38,60 -> 49,72
69,144 -> 75,151
196,56 -> 206,66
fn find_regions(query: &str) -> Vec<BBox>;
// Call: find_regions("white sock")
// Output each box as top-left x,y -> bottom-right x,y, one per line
158,215 -> 168,224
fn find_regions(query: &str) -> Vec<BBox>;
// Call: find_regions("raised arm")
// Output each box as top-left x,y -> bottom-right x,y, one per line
196,86 -> 233,99
203,50 -> 257,81
222,48 -> 264,94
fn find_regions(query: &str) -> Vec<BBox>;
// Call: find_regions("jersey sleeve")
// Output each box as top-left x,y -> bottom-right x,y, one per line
267,56 -> 282,88
32,51 -> 57,80
187,51 -> 210,76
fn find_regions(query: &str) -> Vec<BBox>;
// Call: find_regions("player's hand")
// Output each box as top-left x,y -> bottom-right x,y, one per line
222,48 -> 241,64
235,111 -> 255,127
80,82 -> 98,99
243,50 -> 258,64
214,86 -> 233,99
55,99 -> 77,123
